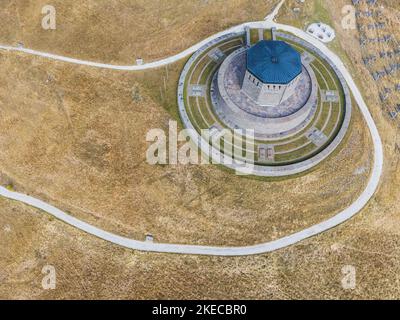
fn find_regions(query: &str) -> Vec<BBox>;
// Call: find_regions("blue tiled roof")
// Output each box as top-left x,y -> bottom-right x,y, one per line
247,40 -> 302,84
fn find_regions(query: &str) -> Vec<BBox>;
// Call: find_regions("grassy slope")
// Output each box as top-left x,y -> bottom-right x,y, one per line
1,0 -> 395,299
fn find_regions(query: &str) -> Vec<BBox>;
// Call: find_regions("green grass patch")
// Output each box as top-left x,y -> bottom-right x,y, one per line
198,62 -> 217,85
311,59 -> 335,89
311,0 -> 332,24
190,57 -> 214,84
197,98 -> 217,127
263,29 -> 273,41
219,38 -> 244,51
274,142 -> 318,163
274,136 -> 310,153
187,96 -> 209,131
315,102 -> 331,130
323,103 -> 341,136
250,29 -> 259,45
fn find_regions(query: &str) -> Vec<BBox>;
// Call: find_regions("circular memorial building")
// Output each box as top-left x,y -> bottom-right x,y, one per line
178,29 -> 351,176
242,40 -> 302,107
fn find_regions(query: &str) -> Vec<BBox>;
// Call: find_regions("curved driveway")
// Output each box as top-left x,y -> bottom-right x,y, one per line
0,20 -> 383,256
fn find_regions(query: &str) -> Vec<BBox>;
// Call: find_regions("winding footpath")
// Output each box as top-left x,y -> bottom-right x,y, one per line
0,2 -> 285,72
0,16 -> 383,255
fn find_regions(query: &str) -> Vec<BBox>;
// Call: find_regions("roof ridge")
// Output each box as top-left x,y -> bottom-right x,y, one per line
246,40 -> 302,85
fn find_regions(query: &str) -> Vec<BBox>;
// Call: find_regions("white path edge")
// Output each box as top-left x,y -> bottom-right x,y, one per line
0,0 -> 284,72
0,20 -> 383,256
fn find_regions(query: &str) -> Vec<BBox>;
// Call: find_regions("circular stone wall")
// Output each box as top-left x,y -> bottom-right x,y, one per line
178,31 -> 352,176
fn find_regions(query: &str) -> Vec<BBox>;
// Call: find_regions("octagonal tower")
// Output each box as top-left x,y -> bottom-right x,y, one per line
242,40 -> 302,107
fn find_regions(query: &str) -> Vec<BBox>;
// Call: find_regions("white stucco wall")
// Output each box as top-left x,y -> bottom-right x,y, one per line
242,71 -> 301,107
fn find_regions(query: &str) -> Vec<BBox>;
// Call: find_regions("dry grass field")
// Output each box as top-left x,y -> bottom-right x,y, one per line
0,47 -> 372,246
0,0 -> 399,299
0,0 -> 278,64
